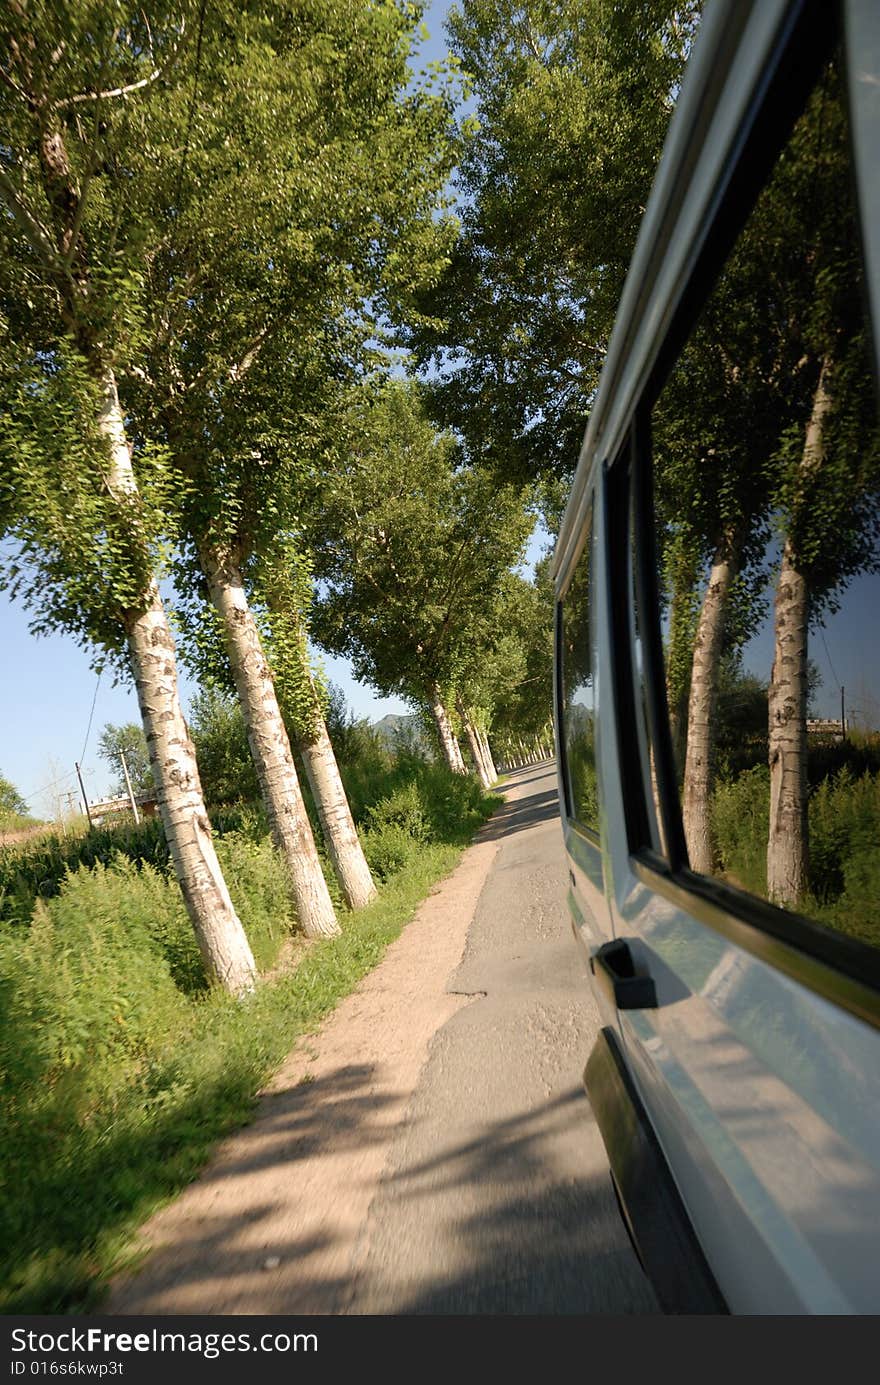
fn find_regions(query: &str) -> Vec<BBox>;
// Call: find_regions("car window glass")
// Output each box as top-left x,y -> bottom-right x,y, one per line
561,511 -> 599,833
648,53 -> 880,950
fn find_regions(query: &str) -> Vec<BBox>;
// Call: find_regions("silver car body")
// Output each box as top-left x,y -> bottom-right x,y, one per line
554,0 -> 880,1314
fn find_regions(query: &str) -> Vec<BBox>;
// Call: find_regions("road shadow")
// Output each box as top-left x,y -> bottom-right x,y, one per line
479,769 -> 561,844
104,1063 -> 403,1315
102,1070 -> 656,1316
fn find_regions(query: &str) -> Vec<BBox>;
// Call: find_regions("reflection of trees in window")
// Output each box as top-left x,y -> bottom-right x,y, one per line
651,56 -> 880,942
562,523 -> 599,830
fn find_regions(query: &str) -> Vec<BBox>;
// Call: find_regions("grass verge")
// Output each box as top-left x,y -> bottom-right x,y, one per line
0,804 -> 498,1314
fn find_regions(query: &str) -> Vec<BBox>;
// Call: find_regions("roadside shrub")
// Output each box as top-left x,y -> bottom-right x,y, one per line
0,808 -> 261,927
0,818 -> 169,926
364,780 -> 430,843
215,832 -> 291,970
809,769 -> 880,946
362,822 -> 417,880
0,859 -> 193,1128
711,763 -> 880,942
335,726 -> 396,823
711,764 -> 770,895
188,688 -> 259,806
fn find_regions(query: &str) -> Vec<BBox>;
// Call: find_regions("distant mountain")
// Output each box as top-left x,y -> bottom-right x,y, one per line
372,712 -> 428,750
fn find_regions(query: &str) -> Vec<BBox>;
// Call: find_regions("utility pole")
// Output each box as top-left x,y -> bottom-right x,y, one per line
841,685 -> 846,741
118,749 -> 140,825
74,762 -> 93,829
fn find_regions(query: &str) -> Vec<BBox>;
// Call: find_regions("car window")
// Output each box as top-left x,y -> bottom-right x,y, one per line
642,51 -> 880,952
560,509 -> 599,834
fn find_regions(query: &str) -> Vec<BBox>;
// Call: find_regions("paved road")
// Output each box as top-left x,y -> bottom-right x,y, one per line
343,761 -> 656,1313
107,761 -> 656,1315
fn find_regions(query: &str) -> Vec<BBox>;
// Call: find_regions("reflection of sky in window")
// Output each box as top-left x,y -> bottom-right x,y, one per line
656,538 -> 880,731
570,683 -> 594,713
740,567 -> 880,729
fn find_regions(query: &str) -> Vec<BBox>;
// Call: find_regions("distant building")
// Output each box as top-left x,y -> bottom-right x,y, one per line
88,793 -> 158,827
805,718 -> 845,740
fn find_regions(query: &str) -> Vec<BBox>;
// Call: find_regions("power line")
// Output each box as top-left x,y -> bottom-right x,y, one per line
819,626 -> 840,691
21,768 -> 80,806
79,670 -> 102,765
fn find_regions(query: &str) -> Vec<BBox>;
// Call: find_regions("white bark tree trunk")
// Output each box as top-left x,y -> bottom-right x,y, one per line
456,696 -> 491,788
767,546 -> 810,904
767,360 -> 832,906
770,365 -> 831,908
681,538 -> 739,875
478,728 -> 498,784
298,718 -> 377,910
198,543 -> 339,939
262,587 -> 376,910
429,685 -> 467,774
98,372 -> 257,993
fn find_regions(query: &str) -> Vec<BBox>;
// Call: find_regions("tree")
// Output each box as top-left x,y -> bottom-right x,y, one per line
186,688 -> 259,807
651,60 -> 879,900
259,546 -> 378,910
170,542 -> 378,910
310,380 -> 533,772
97,722 -> 154,798
117,0 -> 459,933
653,247 -> 792,872
0,2 -> 259,992
408,0 -> 698,486
759,69 -> 880,906
0,772 -> 28,819
648,53 -> 880,880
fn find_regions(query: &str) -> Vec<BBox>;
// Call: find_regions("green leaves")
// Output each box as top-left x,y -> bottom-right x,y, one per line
309,379 -> 532,708
409,0 -> 699,486
0,339 -> 170,663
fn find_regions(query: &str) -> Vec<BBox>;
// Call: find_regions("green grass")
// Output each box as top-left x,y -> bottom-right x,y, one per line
0,807 -> 260,927
711,761 -> 880,947
0,778 -> 500,1315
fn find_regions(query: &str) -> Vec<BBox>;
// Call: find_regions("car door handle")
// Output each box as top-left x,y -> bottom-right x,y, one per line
590,939 -> 658,1010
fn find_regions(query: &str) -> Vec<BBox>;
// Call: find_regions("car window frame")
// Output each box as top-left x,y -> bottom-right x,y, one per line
608,11 -> 880,1029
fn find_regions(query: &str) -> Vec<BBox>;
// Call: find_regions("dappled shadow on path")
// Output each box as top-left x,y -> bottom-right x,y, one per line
104,1062 -> 405,1315
104,1068 -> 656,1316
479,765 -> 560,844
353,1086 -> 658,1315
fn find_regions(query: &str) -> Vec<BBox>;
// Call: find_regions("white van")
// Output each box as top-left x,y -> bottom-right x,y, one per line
554,0 -> 880,1313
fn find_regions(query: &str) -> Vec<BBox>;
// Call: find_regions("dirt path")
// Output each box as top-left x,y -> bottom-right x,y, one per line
106,764 -> 654,1315
106,803 -> 503,1315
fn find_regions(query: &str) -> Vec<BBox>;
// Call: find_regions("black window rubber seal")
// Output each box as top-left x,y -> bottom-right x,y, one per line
605,435 -> 653,856
630,409 -> 689,870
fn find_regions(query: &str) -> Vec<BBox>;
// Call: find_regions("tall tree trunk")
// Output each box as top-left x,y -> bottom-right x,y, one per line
665,543 -> 700,764
767,360 -> 832,906
30,117 -> 256,993
456,696 -> 491,788
766,545 -> 810,905
296,720 -> 377,911
296,703 -> 379,908
681,533 -> 740,875
261,575 -> 376,910
478,727 -> 498,783
429,684 -> 467,774
198,542 -> 339,939
98,373 -> 257,993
